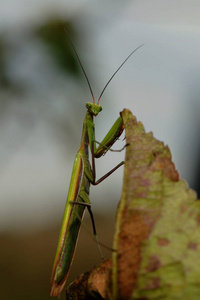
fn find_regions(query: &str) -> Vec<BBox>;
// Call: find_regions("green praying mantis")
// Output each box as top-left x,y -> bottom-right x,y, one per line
50,37 -> 143,297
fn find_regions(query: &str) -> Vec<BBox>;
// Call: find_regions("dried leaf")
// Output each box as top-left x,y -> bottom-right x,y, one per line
66,260 -> 111,299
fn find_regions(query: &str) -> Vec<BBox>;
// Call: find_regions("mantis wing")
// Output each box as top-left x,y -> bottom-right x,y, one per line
50,152 -> 85,296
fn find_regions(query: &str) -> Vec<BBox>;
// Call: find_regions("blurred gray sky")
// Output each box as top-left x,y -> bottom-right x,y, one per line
1,0 -> 200,230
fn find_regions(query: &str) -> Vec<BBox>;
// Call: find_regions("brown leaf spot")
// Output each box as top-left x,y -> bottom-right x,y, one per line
188,242 -> 198,250
196,213 -> 200,226
151,155 -> 179,181
146,255 -> 161,272
180,205 -> 188,214
144,276 -> 161,290
157,237 -> 170,246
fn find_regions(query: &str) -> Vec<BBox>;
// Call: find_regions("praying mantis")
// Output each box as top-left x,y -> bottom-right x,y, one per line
50,37 -> 143,297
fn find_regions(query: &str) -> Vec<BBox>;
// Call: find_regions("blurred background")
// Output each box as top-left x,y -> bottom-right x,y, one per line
1,0 -> 200,299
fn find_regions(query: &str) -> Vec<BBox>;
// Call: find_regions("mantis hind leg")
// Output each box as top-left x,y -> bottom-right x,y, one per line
70,191 -> 104,259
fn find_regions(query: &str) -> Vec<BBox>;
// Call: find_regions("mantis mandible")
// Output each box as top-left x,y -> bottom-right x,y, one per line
50,38 -> 143,297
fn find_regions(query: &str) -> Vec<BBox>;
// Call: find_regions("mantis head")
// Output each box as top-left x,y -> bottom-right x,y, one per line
86,102 -> 102,117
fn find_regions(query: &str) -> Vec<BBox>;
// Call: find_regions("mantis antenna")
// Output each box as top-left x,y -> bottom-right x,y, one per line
97,44 -> 144,104
65,29 -> 96,103
65,29 -> 143,105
